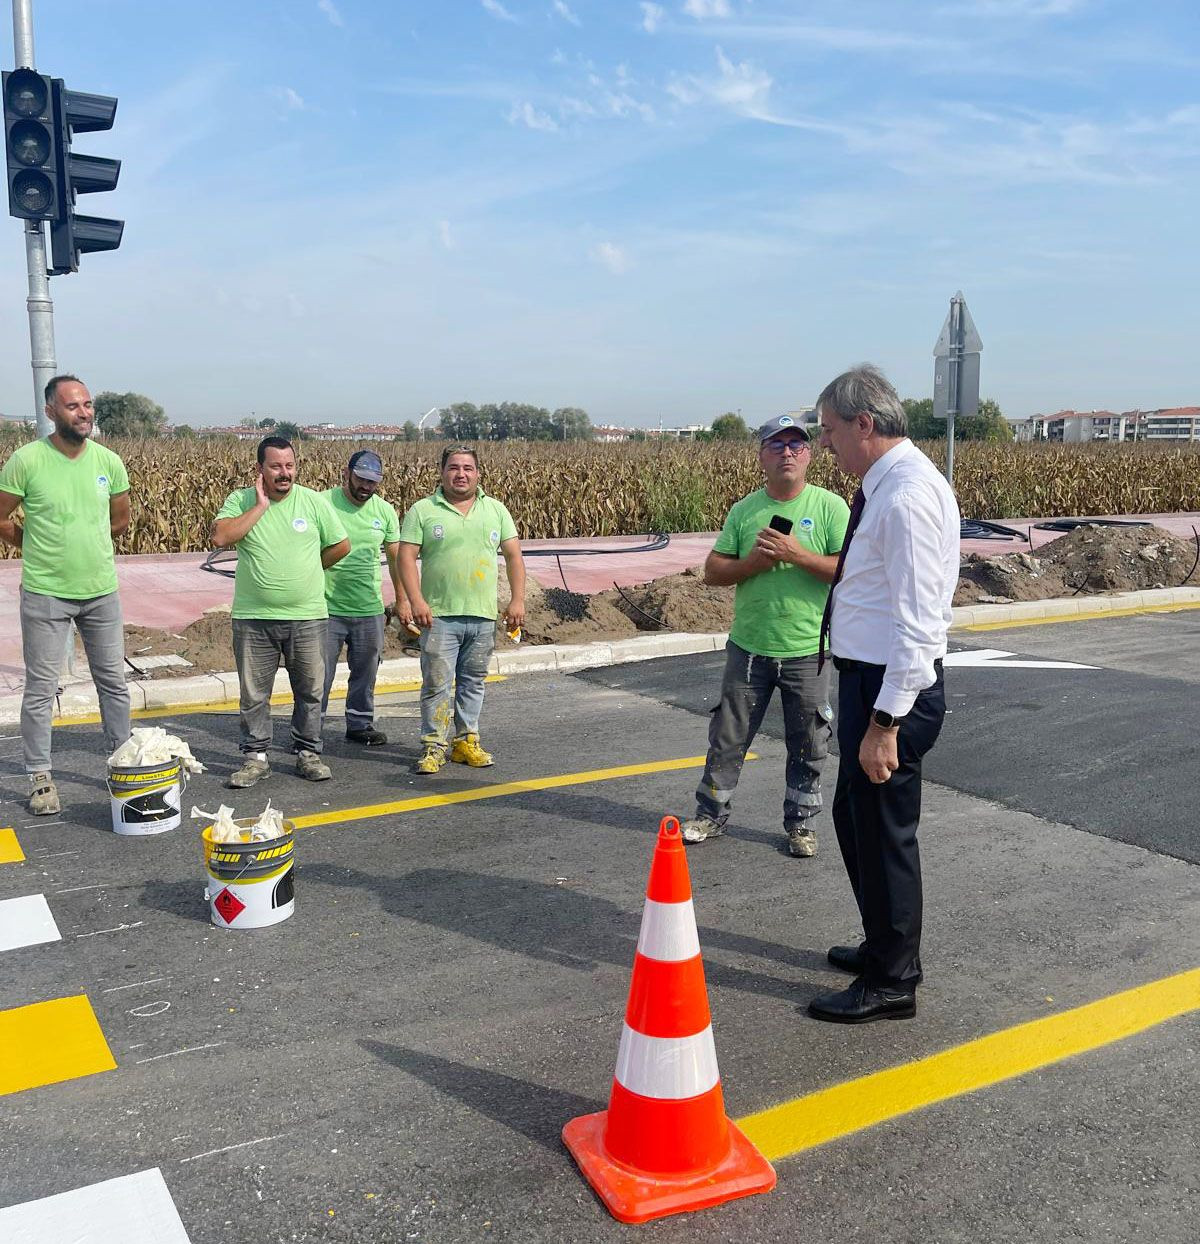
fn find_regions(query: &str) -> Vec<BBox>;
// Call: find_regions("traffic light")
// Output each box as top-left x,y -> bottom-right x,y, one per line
3,68 -> 61,220
49,81 -> 123,274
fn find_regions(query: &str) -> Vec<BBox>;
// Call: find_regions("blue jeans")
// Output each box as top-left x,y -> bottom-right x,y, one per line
322,613 -> 386,732
419,616 -> 495,749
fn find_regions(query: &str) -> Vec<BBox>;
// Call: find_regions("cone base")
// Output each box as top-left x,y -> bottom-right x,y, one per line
562,1109 -> 776,1224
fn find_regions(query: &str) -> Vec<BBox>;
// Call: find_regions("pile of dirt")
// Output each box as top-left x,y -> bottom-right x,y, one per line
955,523 -> 1200,605
512,579 -> 640,647
606,565 -> 735,633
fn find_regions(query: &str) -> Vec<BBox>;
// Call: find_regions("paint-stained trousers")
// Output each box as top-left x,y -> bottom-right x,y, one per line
321,613 -> 386,732
20,587 -> 131,773
695,640 -> 832,831
419,616 -> 495,749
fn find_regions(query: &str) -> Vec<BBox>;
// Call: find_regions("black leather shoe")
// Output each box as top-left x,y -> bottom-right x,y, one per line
346,726 -> 388,746
827,942 -> 867,974
807,977 -> 916,1024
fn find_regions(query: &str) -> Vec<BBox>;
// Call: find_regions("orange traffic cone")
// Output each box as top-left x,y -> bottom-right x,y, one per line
562,815 -> 776,1223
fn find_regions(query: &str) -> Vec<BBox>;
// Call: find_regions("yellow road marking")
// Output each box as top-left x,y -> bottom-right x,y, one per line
961,600 -> 1200,632
737,966 -> 1200,1161
0,828 -> 23,864
53,675 -> 505,727
0,995 -> 117,1097
291,753 -> 735,830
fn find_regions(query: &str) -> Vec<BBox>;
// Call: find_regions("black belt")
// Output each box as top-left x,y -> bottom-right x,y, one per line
832,656 -> 943,673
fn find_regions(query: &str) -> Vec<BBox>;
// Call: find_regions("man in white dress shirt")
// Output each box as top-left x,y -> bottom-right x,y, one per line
808,364 -> 960,1023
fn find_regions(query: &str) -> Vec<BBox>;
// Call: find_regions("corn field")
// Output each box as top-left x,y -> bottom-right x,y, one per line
2,437 -> 1199,556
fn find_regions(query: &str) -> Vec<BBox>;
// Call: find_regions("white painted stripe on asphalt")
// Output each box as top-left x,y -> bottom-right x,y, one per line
636,897 -> 701,963
614,1023 -> 720,1100
0,1167 -> 191,1242
944,648 -> 1097,670
0,894 -> 60,953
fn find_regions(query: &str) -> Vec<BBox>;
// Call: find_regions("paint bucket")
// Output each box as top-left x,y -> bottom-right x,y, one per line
107,759 -> 185,836
201,820 -> 295,930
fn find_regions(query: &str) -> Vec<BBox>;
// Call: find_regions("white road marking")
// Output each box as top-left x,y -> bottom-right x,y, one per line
135,1042 -> 225,1065
178,1133 -> 288,1164
129,1001 -> 171,1018
102,977 -> 167,993
0,1167 -> 191,1242
54,882 -> 111,895
0,894 -> 61,953
76,921 -> 144,939
945,647 -> 1097,670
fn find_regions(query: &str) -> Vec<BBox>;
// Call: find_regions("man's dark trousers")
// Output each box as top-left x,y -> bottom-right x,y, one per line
831,659 -> 946,989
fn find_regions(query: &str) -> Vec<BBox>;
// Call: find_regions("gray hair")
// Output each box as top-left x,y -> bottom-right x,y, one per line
816,364 -> 907,438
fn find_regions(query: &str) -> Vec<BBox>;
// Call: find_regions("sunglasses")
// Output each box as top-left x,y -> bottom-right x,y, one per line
763,439 -> 810,455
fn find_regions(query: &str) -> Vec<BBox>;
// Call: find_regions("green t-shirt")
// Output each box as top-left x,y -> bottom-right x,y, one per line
714,484 -> 851,658
398,487 -> 518,620
215,484 -> 347,621
0,438 -> 129,599
322,487 -> 401,617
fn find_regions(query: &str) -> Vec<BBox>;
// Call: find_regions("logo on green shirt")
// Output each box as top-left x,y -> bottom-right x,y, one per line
96,474 -> 109,489
292,518 -> 308,532
432,524 -> 444,539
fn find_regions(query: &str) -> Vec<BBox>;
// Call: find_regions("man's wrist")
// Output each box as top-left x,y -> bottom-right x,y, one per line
870,708 -> 903,730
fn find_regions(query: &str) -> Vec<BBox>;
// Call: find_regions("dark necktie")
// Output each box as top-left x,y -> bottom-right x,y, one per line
817,486 -> 866,674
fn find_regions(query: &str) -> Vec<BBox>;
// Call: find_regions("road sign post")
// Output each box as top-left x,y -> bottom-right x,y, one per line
933,290 -> 982,489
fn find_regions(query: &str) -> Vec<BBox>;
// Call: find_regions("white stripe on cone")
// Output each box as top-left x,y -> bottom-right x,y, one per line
614,1023 -> 720,1100
636,898 -> 700,963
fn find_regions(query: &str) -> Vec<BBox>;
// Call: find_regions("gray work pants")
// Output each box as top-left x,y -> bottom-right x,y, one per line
322,613 -> 385,732
695,640 -> 832,831
232,618 -> 326,755
19,587 -> 131,774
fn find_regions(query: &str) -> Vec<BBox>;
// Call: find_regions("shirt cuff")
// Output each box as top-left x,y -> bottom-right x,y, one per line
874,682 -> 918,718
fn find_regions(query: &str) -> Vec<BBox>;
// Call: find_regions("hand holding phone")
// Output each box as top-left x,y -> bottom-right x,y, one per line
768,515 -> 793,535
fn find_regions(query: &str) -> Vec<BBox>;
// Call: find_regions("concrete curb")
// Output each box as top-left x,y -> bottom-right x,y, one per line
4,588 -> 1199,726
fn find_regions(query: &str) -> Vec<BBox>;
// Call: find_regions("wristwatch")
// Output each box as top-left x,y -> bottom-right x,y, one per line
871,708 -> 903,729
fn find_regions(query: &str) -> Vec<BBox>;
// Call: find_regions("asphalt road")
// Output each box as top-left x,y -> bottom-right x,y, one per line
1,608 -> 1197,1243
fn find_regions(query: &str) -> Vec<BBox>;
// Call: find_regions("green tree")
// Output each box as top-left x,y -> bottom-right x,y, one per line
958,398 -> 1013,442
552,407 -> 593,441
402,419 -> 419,442
257,417 -> 277,429
273,420 -> 304,443
171,424 -> 197,439
902,398 -> 939,440
709,412 -> 749,440
93,392 -> 168,438
238,415 -> 259,429
441,402 -> 485,440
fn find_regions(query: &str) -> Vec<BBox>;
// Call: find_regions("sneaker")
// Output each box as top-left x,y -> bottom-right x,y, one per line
787,826 -> 817,858
450,733 -> 494,767
346,725 -> 388,747
416,744 -> 447,774
228,757 -> 270,789
296,750 -> 332,781
28,772 -> 61,816
681,815 -> 724,844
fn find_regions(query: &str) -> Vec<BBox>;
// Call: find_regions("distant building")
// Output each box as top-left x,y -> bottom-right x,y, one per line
192,422 -> 410,442
1013,407 -> 1200,444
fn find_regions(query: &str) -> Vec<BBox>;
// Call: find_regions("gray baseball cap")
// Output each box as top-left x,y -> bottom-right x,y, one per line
757,414 -> 811,443
348,449 -> 384,482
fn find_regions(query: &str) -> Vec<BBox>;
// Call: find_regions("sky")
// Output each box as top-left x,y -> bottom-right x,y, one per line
1,0 -> 1198,428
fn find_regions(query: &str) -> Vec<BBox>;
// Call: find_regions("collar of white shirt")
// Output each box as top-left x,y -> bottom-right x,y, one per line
861,438 -> 914,501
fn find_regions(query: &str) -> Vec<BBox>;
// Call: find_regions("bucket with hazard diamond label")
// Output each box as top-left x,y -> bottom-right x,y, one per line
201,820 -> 295,929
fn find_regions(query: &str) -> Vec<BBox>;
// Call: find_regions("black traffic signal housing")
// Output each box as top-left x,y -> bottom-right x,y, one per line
49,81 -> 123,274
3,68 -> 61,220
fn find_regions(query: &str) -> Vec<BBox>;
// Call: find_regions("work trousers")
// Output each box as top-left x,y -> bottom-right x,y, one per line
322,613 -> 386,732
832,659 -> 946,989
20,587 -> 131,773
695,640 -> 832,831
232,618 -> 326,756
419,616 -> 495,749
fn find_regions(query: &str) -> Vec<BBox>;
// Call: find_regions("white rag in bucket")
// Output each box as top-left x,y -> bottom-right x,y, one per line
109,727 -> 205,774
191,800 -> 286,843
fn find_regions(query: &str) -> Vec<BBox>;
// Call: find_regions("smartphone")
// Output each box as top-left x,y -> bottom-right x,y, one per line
768,515 -> 793,535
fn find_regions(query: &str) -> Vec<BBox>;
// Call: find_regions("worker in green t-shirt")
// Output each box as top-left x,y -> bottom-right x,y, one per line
679,415 -> 851,858
397,445 -> 525,774
212,436 -> 349,789
320,449 -> 408,746
0,375 -> 133,816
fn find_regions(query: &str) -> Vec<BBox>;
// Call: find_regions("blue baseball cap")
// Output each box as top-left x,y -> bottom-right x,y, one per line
757,414 -> 811,443
348,449 -> 384,482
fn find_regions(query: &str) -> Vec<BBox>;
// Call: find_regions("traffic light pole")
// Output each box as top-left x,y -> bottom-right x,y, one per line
12,0 -> 55,437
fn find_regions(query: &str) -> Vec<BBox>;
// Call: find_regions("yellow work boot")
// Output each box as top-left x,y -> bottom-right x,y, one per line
450,733 -> 494,767
416,744 -> 447,774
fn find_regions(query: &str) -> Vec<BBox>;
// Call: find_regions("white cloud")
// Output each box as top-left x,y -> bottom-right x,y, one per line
316,0 -> 343,26
670,47 -> 777,120
271,86 -> 307,111
682,0 -> 731,19
641,2 -> 664,33
508,101 -> 559,131
590,241 -> 630,274
438,220 -> 455,251
482,0 -> 519,21
552,0 -> 581,25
